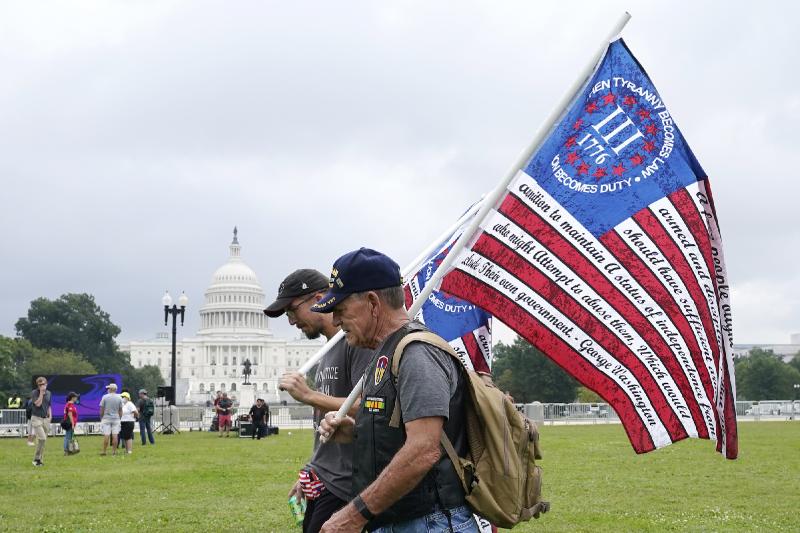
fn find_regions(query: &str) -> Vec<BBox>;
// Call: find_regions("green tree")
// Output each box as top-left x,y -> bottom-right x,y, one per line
23,348 -> 96,377
788,353 -> 800,376
0,336 -> 98,401
576,386 -> 603,403
0,336 -> 38,400
735,348 -> 800,400
121,365 -> 165,397
15,293 -> 130,373
492,337 -> 578,403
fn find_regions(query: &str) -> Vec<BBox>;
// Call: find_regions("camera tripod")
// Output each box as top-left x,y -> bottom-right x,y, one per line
154,399 -> 180,435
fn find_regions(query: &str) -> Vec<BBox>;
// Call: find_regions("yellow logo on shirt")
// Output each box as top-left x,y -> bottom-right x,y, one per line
364,396 -> 386,414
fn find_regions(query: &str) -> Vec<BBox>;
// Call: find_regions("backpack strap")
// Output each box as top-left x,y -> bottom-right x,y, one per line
385,331 -> 472,494
387,331 -> 460,428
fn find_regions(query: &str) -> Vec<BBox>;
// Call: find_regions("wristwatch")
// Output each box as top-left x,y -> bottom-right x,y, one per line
353,495 -> 375,521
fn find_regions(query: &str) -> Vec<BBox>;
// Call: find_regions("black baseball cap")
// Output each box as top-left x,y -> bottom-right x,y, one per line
264,269 -> 329,317
311,248 -> 403,313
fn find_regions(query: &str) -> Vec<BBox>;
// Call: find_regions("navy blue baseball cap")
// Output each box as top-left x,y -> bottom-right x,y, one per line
311,248 -> 403,313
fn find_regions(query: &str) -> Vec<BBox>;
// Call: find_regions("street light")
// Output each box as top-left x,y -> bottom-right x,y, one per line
163,291 -> 188,407
793,384 -> 800,420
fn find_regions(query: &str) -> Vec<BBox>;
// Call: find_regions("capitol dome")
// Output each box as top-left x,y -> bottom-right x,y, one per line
211,258 -> 260,286
197,227 -> 271,337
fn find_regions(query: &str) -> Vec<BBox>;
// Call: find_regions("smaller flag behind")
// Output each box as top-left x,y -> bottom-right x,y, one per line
404,206 -> 493,373
442,39 -> 737,458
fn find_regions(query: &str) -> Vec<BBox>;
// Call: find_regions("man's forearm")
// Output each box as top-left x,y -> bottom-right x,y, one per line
306,392 -> 362,417
304,391 -> 349,414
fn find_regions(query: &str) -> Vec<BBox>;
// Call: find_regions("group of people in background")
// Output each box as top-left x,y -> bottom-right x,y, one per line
208,389 -> 272,439
16,379 -> 157,466
99,384 -> 157,455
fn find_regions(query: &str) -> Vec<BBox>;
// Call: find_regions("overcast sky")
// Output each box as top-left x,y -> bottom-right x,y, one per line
1,1 -> 797,347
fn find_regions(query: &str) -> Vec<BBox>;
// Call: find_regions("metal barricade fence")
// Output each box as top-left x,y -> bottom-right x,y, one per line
521,401 -> 800,425
3,401 -> 799,436
0,409 -> 27,436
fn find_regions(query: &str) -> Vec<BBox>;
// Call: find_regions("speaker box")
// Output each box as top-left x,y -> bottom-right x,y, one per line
239,422 -> 254,438
156,386 -> 174,403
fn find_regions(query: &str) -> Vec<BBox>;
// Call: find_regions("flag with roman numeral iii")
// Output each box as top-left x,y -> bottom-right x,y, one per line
442,39 -> 737,458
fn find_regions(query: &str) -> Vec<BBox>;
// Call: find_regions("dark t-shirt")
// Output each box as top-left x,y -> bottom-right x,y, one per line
249,405 -> 269,424
218,398 -> 233,414
30,389 -> 51,418
308,337 -> 374,501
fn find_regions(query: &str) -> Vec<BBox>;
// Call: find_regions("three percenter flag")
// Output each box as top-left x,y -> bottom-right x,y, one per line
441,39 -> 737,458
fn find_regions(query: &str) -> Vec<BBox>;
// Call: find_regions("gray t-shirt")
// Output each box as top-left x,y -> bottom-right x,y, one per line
100,393 -> 123,420
308,337 -> 374,501
30,389 -> 51,418
396,341 -> 460,423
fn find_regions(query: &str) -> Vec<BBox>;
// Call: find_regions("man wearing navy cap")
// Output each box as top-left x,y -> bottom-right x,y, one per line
315,248 -> 477,533
265,269 -> 374,533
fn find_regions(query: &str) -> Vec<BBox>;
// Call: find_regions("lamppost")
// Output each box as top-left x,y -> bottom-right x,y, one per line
793,383 -> 800,420
162,291 -> 189,407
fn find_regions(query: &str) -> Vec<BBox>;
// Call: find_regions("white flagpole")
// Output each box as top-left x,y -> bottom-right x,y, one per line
295,196 -> 486,377
322,13 -> 633,437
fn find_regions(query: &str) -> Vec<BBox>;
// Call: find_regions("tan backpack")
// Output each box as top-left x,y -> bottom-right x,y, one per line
388,331 -> 549,529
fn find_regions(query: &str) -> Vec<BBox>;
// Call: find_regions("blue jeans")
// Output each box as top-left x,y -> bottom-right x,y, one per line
63,428 -> 74,451
370,505 -> 478,533
139,417 -> 155,445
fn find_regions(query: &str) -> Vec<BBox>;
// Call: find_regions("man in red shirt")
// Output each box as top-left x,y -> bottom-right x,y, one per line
63,392 -> 79,455
217,392 -> 233,437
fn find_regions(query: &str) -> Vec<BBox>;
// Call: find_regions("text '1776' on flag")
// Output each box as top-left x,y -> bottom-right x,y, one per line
442,39 -> 737,458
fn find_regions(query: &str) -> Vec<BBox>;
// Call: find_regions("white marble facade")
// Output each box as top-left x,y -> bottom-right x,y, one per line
122,229 -> 322,405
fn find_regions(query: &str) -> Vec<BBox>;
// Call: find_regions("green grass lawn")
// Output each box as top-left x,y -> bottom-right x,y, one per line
0,422 -> 798,532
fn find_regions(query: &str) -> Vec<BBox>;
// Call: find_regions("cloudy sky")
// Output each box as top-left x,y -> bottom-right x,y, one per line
1,1 -> 797,347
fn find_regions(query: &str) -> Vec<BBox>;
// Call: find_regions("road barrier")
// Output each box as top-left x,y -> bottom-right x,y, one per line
2,400 -> 798,437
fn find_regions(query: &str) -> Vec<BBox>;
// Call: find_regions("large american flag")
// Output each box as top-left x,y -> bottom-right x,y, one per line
404,207 -> 493,373
441,39 -> 737,458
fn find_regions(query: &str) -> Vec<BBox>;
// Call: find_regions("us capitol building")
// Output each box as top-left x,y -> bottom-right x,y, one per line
121,229 -> 322,405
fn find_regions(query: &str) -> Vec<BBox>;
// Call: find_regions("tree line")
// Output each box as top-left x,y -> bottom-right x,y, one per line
1,293 -> 164,405
491,338 -> 800,404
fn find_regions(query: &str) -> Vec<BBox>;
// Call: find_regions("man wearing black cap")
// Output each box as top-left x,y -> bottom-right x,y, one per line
265,269 -> 374,533
136,389 -> 156,446
315,248 -> 477,533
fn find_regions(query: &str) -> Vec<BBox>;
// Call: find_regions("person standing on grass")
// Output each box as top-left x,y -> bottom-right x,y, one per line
30,376 -> 52,467
119,392 -> 139,454
136,389 -> 156,446
217,392 -> 233,437
265,268 -> 374,533
249,398 -> 269,440
63,392 -> 78,456
99,383 -> 123,456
